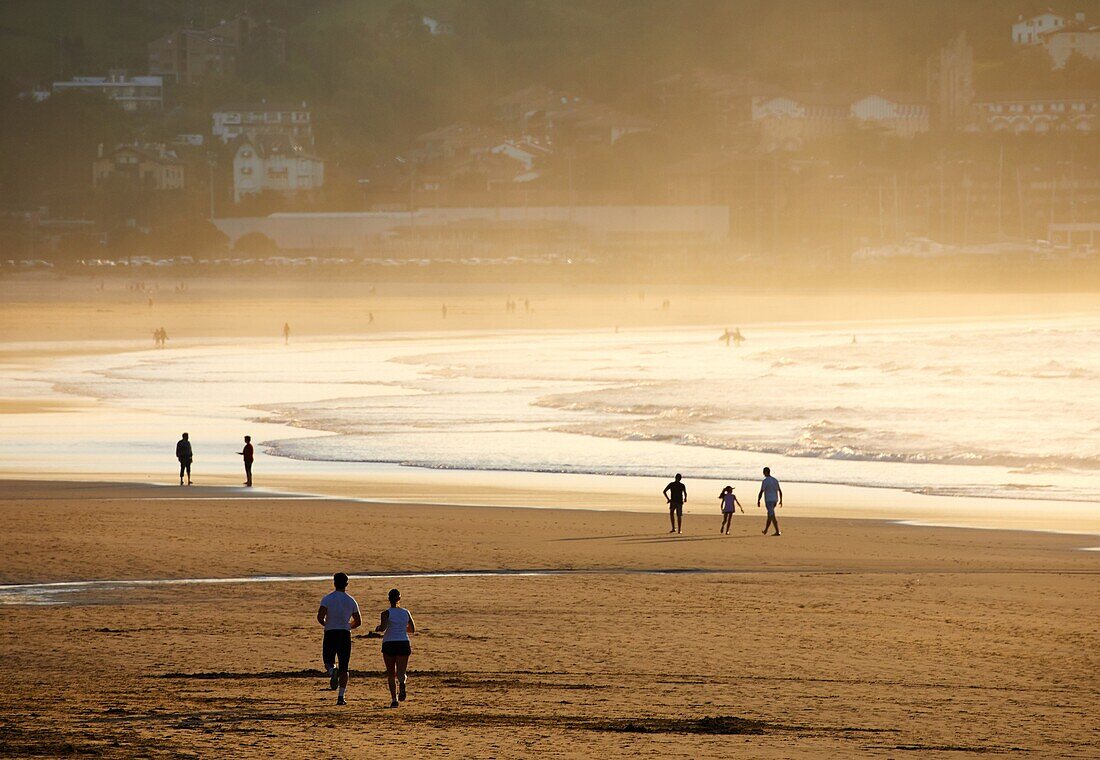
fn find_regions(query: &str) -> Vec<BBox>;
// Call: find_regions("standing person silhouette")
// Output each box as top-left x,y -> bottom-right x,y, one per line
663,474 -> 687,534
175,433 -> 192,486
238,435 -> 254,487
376,588 -> 415,708
317,572 -> 361,706
283,322 -> 290,345
757,467 -> 783,536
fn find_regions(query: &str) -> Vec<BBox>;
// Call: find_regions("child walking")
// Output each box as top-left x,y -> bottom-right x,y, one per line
719,485 -> 742,534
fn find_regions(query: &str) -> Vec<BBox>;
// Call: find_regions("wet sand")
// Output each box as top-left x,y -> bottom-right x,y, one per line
0,480 -> 1097,758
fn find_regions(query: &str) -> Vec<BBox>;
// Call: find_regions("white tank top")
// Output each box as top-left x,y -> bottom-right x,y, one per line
383,607 -> 410,642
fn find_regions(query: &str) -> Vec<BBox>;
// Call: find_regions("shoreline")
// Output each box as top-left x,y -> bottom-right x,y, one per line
3,475 -> 1099,547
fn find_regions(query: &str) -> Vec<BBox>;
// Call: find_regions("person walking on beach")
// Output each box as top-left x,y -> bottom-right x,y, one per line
757,467 -> 783,536
718,485 -> 742,534
663,474 -> 687,534
175,432 -> 192,486
238,435 -> 254,487
376,588 -> 415,708
283,322 -> 290,345
317,572 -> 362,706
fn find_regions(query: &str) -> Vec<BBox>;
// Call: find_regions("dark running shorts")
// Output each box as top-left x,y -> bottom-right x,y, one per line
669,502 -> 683,516
323,629 -> 352,673
381,640 -> 412,657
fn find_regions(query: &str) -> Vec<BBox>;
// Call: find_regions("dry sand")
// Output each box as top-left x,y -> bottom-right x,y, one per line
0,480 -> 1096,758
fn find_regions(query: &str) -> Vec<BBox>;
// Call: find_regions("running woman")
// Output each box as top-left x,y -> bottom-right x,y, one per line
376,588 -> 415,708
718,485 -> 742,534
317,572 -> 362,705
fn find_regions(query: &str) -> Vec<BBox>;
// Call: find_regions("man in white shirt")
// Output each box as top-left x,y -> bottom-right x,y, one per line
757,467 -> 783,536
317,572 -> 362,705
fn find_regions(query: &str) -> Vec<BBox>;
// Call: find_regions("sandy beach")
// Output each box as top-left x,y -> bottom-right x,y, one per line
1,480 -> 1097,758
1,280 -> 1099,756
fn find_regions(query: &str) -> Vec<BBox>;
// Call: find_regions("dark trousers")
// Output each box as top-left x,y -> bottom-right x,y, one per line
244,460 -> 253,484
179,459 -> 191,479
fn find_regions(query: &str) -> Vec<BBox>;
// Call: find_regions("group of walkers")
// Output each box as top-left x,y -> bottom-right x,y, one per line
174,432 -> 255,487
664,467 -> 784,536
318,574 -> 415,707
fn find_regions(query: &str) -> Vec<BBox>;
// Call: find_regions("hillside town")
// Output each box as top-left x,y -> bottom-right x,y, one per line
2,4 -> 1098,278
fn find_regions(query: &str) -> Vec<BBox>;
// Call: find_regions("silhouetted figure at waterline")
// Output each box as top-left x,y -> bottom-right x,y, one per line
238,435 -> 254,487
283,322 -> 291,345
176,433 -> 193,486
719,327 -> 745,346
663,473 -> 687,534
153,327 -> 168,348
441,304 -> 448,319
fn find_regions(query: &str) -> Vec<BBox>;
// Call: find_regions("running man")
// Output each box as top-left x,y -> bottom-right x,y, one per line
175,432 -> 192,486
376,588 -> 415,708
238,435 -> 254,487
757,467 -> 783,536
663,473 -> 687,534
317,572 -> 362,706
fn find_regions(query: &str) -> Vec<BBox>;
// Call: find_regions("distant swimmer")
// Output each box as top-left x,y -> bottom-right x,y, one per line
376,588 -> 415,708
718,485 -> 742,534
317,573 -> 362,706
283,322 -> 291,345
663,473 -> 687,534
757,467 -> 783,536
238,435 -> 254,487
175,432 -> 192,486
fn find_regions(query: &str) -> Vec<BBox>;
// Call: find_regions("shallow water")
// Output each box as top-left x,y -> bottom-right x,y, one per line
0,568 -> 730,606
2,316 -> 1099,513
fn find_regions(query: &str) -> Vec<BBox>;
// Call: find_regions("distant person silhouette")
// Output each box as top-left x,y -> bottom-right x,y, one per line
663,474 -> 687,534
757,467 -> 783,536
718,485 -> 742,534
441,304 -> 447,319
238,435 -> 254,487
368,311 -> 374,324
176,432 -> 192,486
283,322 -> 291,345
720,328 -> 732,347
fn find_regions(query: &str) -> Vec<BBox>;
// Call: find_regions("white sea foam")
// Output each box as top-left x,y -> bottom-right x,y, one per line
4,319 -> 1100,506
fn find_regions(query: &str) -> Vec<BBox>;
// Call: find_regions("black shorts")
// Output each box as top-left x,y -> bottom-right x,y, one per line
381,640 -> 411,657
669,502 -> 683,516
323,629 -> 352,673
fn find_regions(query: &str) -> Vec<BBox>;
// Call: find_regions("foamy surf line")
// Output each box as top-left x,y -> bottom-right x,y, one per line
0,568 -> 730,606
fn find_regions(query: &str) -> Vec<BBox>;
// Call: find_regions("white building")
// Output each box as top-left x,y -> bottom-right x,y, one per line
212,206 -> 730,253
1043,25 -> 1100,67
850,94 -> 930,137
213,103 -> 313,145
750,94 -> 848,151
52,70 -> 163,112
233,135 -> 324,203
1012,12 -> 1069,45
973,92 -> 1097,134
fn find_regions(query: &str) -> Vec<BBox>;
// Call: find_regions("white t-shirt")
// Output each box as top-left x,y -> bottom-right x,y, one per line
320,590 -> 361,631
